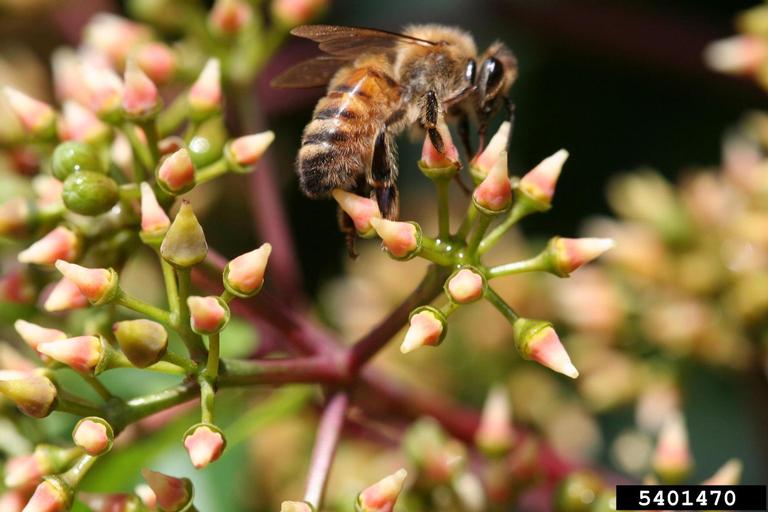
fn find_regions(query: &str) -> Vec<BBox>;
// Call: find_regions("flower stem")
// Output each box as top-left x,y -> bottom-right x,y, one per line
487,253 -> 548,278
115,290 -> 173,326
456,203 -> 478,239
60,454 -> 98,488
195,158 -> 229,184
206,333 -> 220,379
419,237 -> 454,266
161,258 -> 180,318
176,268 -> 208,361
303,392 -> 348,510
56,395 -> 102,417
484,286 -> 519,324
219,356 -> 344,386
467,212 -> 493,255
138,119 -> 160,166
478,201 -> 529,255
434,178 -> 451,238
199,378 -> 214,424
158,92 -> 191,137
121,122 -> 152,181
123,381 -> 199,425
77,372 -> 112,401
162,351 -> 197,374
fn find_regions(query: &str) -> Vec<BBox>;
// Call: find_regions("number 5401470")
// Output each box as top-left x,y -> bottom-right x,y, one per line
638,489 -> 737,508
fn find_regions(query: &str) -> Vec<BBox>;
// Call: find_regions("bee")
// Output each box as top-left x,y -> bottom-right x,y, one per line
272,24 -> 517,250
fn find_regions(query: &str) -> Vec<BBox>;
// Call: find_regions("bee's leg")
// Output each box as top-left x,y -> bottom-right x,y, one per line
422,90 -> 445,155
337,206 -> 359,259
457,114 -> 473,159
369,129 -> 400,219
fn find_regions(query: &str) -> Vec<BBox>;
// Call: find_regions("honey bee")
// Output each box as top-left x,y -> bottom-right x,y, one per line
272,24 -> 517,248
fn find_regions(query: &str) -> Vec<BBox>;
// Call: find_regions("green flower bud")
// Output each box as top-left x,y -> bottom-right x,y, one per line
160,201 -> 208,268
0,370 -> 57,418
51,141 -> 101,181
554,471 -> 603,512
188,116 -> 227,168
113,319 -> 168,368
62,171 -> 119,216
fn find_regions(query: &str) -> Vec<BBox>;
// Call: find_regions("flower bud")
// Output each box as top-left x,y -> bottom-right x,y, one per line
183,423 -> 226,469
0,268 -> 35,305
473,151 -> 512,213
518,149 -> 568,210
281,502 -> 314,512
51,48 -> 85,104
51,141 -> 101,181
14,320 -> 66,355
470,121 -> 511,183
156,148 -> 195,194
140,469 -> 193,512
209,0 -> 253,35
83,64 -> 124,119
332,190 -> 381,238
476,385 -> 515,458
188,116 -> 227,168
4,445 -> 79,490
704,35 -> 767,75
188,59 -> 221,120
73,417 -> 114,456
160,201 -> 208,268
400,306 -> 446,354
2,87 -> 56,140
134,484 -> 156,509
0,371 -> 57,418
134,42 -> 176,85
78,492 -> 141,512
369,218 -> 421,260
140,182 -> 170,240
223,244 -> 271,297
419,119 -> 459,177
37,336 -> 103,373
43,278 -> 88,312
703,459 -> 742,485
512,318 -> 578,378
445,267 -> 485,304
0,489 -> 28,511
59,102 -> 110,145
22,477 -> 70,512
356,469 -> 407,512
32,176 -> 64,211
62,171 -> 119,216
113,319 -> 168,368
272,0 -> 328,26
652,413 -> 691,484
554,471 -> 603,512
0,345 -> 35,373
0,198 -> 31,238
225,131 -> 275,170
122,58 -> 161,119
547,237 -> 615,277
54,260 -> 118,306
83,14 -> 152,67
18,227 -> 80,266
404,419 -> 465,484
187,296 -> 230,335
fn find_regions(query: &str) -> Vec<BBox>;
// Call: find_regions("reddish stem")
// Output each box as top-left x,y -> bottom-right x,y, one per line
220,356 -> 345,386
303,391 -> 349,508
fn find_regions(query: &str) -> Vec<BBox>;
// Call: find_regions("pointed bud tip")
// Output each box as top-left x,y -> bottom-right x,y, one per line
473,151 -> 512,212
358,469 -> 408,511
370,218 -> 419,259
401,309 -> 444,354
229,131 -> 275,167
225,244 -> 272,297
157,149 -> 195,194
187,296 -> 229,334
43,277 -> 88,312
519,149 -> 569,206
331,189 -> 381,236
141,469 -> 191,512
54,259 -> 116,305
188,59 -> 222,115
18,227 -> 79,266
38,335 -> 102,373
122,58 -> 160,117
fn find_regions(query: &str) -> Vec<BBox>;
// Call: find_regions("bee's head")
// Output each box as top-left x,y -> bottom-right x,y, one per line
468,42 -> 517,117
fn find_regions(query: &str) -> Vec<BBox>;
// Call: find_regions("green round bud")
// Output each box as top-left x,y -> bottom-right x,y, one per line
51,141 -> 101,181
114,319 -> 168,368
63,171 -> 119,216
188,116 -> 227,168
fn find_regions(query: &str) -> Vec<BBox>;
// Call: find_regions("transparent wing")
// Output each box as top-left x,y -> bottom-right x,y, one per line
290,24 -> 438,58
270,56 -> 349,88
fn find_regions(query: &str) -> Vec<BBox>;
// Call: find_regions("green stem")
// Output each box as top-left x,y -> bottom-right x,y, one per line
195,158 -> 229,184
478,201 -> 530,255
138,119 -> 160,166
115,290 -> 173,326
419,237 -> 455,266
118,183 -> 141,201
456,203 -> 478,239
199,378 -> 215,424
158,92 -> 191,137
435,178 -> 451,239
60,454 -> 98,488
176,268 -> 208,361
56,396 -> 102,417
122,122 -> 152,180
107,351 -> 189,375
162,351 -> 197,374
484,286 -> 519,324
78,372 -> 112,401
220,289 -> 234,303
161,259 -> 180,318
123,381 -> 198,424
206,333 -> 220,379
487,253 -> 548,278
467,212 -> 493,255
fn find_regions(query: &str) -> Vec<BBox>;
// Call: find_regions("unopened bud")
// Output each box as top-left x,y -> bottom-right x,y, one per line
281,502 -> 314,512
73,417 -> 114,456
0,371 -> 57,418
356,469 -> 407,512
512,319 -> 578,378
209,0 -> 253,35
445,267 -> 485,304
43,278 -> 88,312
52,48 -> 85,104
156,148 -> 195,194
123,59 -> 161,119
400,306 -> 446,354
272,0 -> 328,26
187,296 -> 230,335
37,336 -> 103,373
78,493 -> 141,512
188,59 -> 221,120
2,87 -> 56,140
18,227 -> 80,266
183,424 -> 226,469
22,477 -> 70,512
134,42 -> 176,85
32,176 -> 64,211
83,65 -> 124,119
473,151 -> 512,213
160,201 -> 208,268
0,489 -> 27,511
14,320 -> 66,355
4,445 -> 79,490
652,413 -> 691,484
223,243 -> 271,297
404,419 -> 465,484
113,319 -> 168,368
140,469 -> 193,512
518,149 -> 568,210
54,260 -> 118,306
225,131 -> 275,170
0,345 -> 35,373
419,119 -> 460,177
140,182 -> 170,240
331,189 -> 381,238
471,121 -> 511,183
59,101 -> 109,145
0,198 -> 31,238
62,171 -> 119,216
51,141 -> 101,181
702,459 -> 742,485
547,237 -> 615,277
704,35 -> 768,75
83,14 -> 152,67
476,385 -> 515,457
369,218 -> 421,260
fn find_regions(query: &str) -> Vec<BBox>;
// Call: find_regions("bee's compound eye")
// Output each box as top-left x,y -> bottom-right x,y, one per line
465,59 -> 477,83
482,57 -> 504,92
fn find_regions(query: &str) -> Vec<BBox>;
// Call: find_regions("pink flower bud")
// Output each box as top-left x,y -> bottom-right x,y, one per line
0,269 -> 35,305
82,14 -> 152,67
2,87 -> 56,139
43,278 -> 88,312
157,148 -> 195,194
473,151 -> 512,212
123,59 -> 160,118
704,35 -> 767,75
702,459 -> 742,486
141,469 -> 193,512
183,424 -> 226,469
0,345 -> 36,373
134,484 -> 156,509
78,493 -> 138,512
135,42 -> 176,85
0,371 -> 57,418
209,0 -> 253,35
652,413 -> 692,484
23,478 -> 68,512
4,453 -> 48,490
281,502 -> 314,512
14,320 -> 66,354
83,64 -> 124,117
18,227 -> 80,266
0,198 -> 30,238
420,119 -> 459,171
446,268 -> 485,304
513,319 -> 578,378
54,260 -> 118,305
401,308 -> 445,354
356,468 -> 408,512
51,49 -> 85,103
369,218 -> 420,259
519,149 -> 568,208
73,417 -> 113,456
31,177 -> 64,211
224,243 -> 272,297
272,0 -> 328,26
331,190 -> 381,237
470,121 -> 511,181
37,336 -> 102,373
140,182 -> 170,236
187,296 -> 229,334
0,489 -> 28,511
59,101 -> 109,144
188,59 -> 221,117
475,385 -> 515,457
549,237 -> 615,277
228,131 -> 275,167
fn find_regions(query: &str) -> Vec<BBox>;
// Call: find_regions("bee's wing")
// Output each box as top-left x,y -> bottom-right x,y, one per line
270,56 -> 349,88
290,25 -> 438,58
